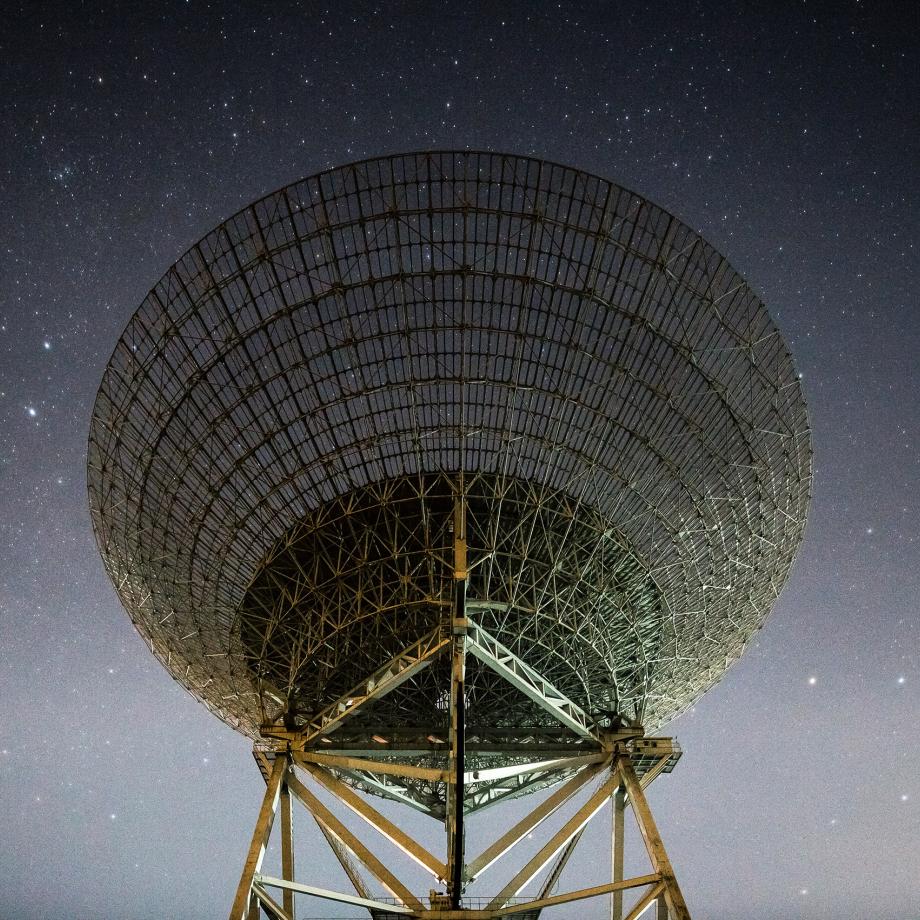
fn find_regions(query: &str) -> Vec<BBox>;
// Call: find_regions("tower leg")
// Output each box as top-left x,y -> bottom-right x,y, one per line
235,650 -> 691,920
229,755 -> 287,920
280,781 -> 294,918
618,756 -> 690,920
611,783 -> 625,920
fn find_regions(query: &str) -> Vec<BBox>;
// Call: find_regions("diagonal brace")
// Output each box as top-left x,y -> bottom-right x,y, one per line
487,768 -> 622,909
466,757 -> 610,881
229,755 -> 287,920
297,627 -> 450,745
466,620 -> 602,743
285,772 -> 425,913
255,875 -> 414,916
297,760 -> 447,880
495,873 -> 662,916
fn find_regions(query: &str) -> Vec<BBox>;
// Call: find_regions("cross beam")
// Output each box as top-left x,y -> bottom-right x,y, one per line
255,875 -> 414,915
230,745 -> 690,920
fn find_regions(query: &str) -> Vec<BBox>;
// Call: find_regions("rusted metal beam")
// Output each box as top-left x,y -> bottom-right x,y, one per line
229,755 -> 287,920
297,760 -> 447,880
618,756 -> 691,920
495,873 -> 661,916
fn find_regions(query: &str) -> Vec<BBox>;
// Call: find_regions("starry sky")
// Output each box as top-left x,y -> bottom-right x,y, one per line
1,2 -> 918,918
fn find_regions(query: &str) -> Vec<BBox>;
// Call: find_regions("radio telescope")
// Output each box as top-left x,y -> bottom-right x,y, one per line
88,151 -> 811,919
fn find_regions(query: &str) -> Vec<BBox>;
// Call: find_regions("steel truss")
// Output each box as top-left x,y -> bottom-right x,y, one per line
87,151 -> 812,920
89,151 -> 812,748
233,619 -> 689,920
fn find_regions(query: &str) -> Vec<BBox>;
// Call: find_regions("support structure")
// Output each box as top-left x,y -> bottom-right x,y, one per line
447,491 -> 469,909
612,785 -> 625,920
85,152 -> 813,920
231,614 -> 691,920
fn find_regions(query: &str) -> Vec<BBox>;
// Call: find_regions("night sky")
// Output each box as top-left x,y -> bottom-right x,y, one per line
1,3 -> 918,919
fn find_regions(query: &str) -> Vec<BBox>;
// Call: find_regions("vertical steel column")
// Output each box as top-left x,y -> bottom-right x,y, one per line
446,489 -> 468,908
280,782 -> 295,918
658,889 -> 669,919
611,783 -> 625,920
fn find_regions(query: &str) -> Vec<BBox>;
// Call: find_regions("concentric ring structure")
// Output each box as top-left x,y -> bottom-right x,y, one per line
88,151 -> 811,760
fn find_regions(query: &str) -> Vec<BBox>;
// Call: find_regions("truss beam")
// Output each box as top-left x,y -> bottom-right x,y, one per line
255,875 -> 414,915
268,627 -> 450,746
230,743 -> 691,920
466,620 -> 603,744
335,768 -> 442,817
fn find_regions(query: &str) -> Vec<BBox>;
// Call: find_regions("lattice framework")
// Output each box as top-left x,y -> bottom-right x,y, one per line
88,149 -> 811,748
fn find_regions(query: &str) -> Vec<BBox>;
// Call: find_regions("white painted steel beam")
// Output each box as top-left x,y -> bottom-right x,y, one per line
464,752 -> 606,784
466,620 -> 603,744
251,883 -> 293,920
254,875 -> 414,915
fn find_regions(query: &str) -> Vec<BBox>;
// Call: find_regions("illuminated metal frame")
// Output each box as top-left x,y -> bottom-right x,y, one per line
87,151 -> 813,920
234,625 -> 686,920
88,150 -> 811,749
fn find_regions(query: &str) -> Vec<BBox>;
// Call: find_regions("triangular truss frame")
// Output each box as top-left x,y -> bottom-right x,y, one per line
230,617 -> 691,920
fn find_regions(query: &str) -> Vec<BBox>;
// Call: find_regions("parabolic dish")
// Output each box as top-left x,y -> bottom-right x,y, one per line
88,150 -> 811,744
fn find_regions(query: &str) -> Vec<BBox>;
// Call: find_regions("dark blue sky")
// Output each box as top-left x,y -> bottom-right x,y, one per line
1,2 -> 917,918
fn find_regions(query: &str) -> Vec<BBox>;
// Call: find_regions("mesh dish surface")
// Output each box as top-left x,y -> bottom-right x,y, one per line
88,151 -> 811,740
